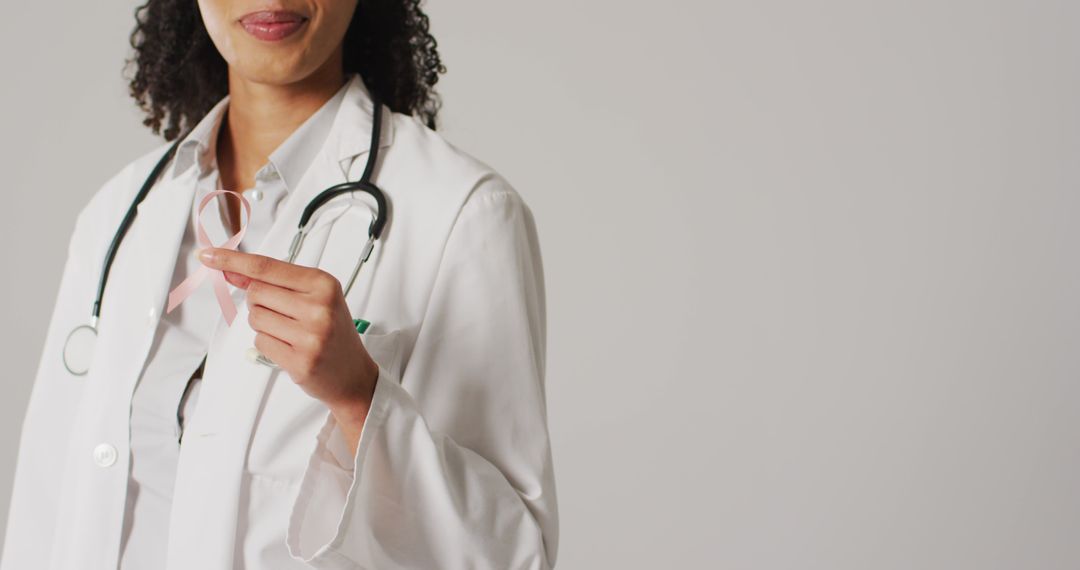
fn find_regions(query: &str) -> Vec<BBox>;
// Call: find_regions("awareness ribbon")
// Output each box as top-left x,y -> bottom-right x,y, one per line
166,189 -> 252,326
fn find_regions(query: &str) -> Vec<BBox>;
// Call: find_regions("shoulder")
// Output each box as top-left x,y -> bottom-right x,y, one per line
58,141 -> 176,284
384,112 -> 534,232
73,141 -> 175,237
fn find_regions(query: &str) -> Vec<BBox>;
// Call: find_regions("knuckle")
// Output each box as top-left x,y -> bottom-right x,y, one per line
310,305 -> 333,331
252,255 -> 273,275
301,331 -> 323,352
314,270 -> 340,298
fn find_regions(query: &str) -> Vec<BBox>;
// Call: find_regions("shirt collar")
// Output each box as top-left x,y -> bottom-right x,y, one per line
168,75 -> 352,193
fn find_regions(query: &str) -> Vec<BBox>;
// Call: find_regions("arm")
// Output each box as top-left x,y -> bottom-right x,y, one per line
286,178 -> 558,569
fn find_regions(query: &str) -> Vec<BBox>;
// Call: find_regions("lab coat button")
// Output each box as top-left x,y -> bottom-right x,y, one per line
147,307 -> 158,323
93,443 -> 117,467
246,188 -> 264,201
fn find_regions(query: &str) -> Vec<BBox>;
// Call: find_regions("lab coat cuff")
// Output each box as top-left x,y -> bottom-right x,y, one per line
324,414 -> 356,474
285,364 -> 395,568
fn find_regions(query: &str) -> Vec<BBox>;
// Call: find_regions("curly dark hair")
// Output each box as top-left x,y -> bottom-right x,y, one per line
125,0 -> 446,141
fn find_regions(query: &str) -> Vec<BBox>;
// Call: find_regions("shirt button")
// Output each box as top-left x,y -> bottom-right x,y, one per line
93,443 -> 118,467
246,188 -> 264,202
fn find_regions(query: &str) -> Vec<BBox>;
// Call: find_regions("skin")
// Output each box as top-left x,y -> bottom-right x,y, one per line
195,0 -> 376,457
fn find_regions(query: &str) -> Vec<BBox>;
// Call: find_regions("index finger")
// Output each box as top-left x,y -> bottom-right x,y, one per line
198,247 -> 316,292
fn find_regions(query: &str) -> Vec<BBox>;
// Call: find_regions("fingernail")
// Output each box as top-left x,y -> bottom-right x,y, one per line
198,248 -> 215,263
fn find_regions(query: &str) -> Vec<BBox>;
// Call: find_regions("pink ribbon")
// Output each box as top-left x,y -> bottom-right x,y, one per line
166,189 -> 252,326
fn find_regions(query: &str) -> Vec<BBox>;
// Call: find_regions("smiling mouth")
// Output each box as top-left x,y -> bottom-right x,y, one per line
238,10 -> 309,42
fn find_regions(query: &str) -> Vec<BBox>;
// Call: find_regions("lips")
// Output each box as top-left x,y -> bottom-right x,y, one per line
238,10 -> 308,41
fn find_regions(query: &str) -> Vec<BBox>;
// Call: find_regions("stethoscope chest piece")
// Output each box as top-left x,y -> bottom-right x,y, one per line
63,323 -> 98,376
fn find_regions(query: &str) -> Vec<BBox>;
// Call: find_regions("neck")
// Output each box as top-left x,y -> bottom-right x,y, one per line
217,57 -> 346,191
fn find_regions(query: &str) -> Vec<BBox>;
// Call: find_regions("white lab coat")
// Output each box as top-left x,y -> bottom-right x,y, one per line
0,75 -> 558,570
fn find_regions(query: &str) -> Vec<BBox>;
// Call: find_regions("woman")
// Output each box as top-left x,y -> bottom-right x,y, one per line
0,0 -> 557,568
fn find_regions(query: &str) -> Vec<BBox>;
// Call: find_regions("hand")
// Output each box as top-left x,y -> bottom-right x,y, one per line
197,246 -> 380,425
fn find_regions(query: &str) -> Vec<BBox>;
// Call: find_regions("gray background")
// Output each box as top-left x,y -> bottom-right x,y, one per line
3,1 -> 1079,568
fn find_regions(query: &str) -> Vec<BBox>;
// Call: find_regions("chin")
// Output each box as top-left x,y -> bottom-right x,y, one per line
230,55 -> 318,87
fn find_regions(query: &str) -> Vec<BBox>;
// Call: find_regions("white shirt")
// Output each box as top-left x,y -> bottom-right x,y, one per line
117,81 -> 349,570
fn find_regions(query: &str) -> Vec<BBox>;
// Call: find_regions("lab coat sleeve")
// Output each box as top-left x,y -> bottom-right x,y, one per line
285,176 -> 558,569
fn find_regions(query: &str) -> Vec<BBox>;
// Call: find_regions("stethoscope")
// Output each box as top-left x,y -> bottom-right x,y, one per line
62,95 -> 388,376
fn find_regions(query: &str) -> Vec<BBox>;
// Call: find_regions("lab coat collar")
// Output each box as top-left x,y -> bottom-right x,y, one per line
166,72 -> 392,185
327,72 -> 395,176
270,84 -> 347,192
169,96 -> 228,179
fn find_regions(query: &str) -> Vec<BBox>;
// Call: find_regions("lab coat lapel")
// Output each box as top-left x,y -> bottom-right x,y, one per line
92,173 -> 196,407
54,172 -> 197,570
165,75 -> 393,569
162,162 -> 327,570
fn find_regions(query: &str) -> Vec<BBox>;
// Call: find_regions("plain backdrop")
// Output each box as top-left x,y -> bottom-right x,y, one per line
3,1 -> 1080,568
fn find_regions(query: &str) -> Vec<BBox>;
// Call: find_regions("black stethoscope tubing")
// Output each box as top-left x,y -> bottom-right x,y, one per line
64,94 -> 388,376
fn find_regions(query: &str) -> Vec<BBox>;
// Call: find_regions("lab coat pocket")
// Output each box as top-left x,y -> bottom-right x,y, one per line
360,328 -> 406,383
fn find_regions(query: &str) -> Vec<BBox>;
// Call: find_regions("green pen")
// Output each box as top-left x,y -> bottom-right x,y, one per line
353,318 -> 371,335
